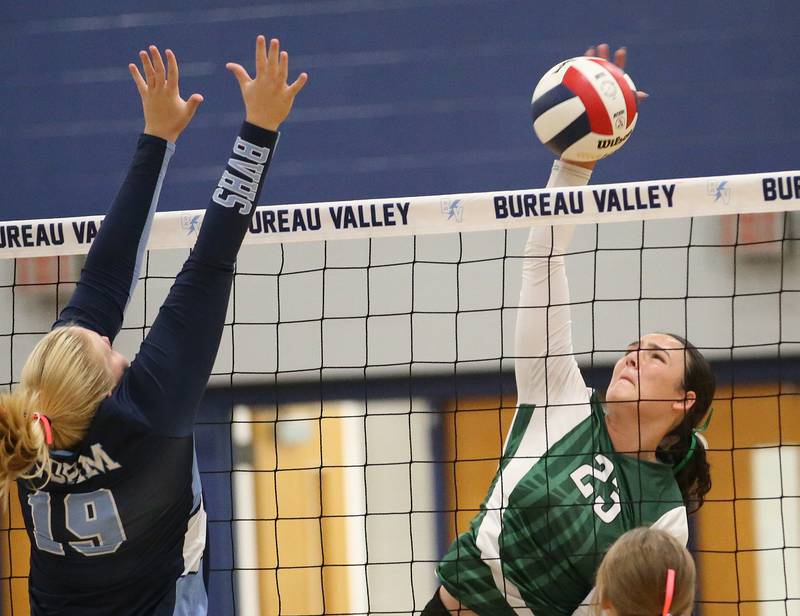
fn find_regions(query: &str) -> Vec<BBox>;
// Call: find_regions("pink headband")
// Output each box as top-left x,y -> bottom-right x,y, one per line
32,413 -> 53,445
662,568 -> 676,616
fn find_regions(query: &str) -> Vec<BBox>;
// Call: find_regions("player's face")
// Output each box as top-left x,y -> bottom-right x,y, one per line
74,327 -> 129,392
606,333 -> 694,423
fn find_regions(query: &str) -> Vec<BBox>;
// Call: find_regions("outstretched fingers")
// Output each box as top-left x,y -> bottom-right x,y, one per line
228,35 -> 308,130
614,47 -> 627,71
185,92 -> 204,118
129,63 -> 147,97
226,62 -> 253,87
288,72 -> 309,97
584,43 -> 646,101
165,49 -> 179,91
149,45 -> 166,87
279,50 -> 288,84
232,36 -> 300,89
140,49 -> 156,88
584,43 -> 614,62
131,43 -> 204,142
266,38 -> 280,77
255,35 -> 268,77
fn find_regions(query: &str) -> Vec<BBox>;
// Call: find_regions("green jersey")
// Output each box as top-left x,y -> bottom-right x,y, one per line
437,162 -> 688,616
437,393 -> 685,616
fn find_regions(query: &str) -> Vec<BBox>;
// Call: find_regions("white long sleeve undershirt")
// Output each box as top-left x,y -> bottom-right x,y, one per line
515,160 -> 593,409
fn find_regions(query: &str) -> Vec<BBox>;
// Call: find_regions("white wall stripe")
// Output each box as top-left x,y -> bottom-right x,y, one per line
23,0 -> 513,33
753,446 -> 800,616
340,401 -> 369,615
231,405 -> 260,616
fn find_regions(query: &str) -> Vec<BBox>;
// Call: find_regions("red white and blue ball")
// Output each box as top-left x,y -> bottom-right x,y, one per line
531,57 -> 638,161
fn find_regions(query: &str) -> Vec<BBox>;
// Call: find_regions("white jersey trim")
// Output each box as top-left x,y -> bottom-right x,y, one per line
649,505 -> 689,545
182,499 -> 207,576
475,391 -> 594,613
476,160 -> 593,612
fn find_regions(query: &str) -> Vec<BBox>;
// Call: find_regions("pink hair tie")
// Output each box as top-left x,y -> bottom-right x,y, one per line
32,413 -> 53,446
662,568 -> 676,616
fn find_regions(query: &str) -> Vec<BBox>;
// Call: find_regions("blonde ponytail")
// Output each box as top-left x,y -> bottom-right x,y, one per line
0,389 -> 51,501
0,326 -> 113,503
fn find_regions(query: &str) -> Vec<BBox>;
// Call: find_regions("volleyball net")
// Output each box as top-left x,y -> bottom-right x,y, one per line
1,170 -> 799,616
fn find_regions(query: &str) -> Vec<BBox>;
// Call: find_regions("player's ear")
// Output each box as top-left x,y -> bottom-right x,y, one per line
673,390 -> 696,415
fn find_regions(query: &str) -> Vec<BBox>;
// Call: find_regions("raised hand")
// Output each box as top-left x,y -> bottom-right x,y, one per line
226,36 -> 308,132
562,43 -> 645,170
129,46 -> 204,143
584,43 -> 648,102
585,43 -> 623,66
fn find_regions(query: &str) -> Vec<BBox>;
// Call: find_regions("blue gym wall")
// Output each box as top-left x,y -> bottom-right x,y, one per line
1,1 -> 798,224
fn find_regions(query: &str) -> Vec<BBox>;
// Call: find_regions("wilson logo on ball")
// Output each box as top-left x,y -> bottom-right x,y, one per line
531,57 -> 638,161
597,133 -> 633,149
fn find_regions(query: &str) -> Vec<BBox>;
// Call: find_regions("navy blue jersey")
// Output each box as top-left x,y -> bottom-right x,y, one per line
17,123 -> 278,616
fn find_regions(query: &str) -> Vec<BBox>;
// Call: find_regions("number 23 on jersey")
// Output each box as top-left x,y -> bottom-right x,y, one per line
569,454 -> 621,523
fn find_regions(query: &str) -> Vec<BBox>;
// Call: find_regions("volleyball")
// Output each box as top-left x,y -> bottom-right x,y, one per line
531,56 -> 638,161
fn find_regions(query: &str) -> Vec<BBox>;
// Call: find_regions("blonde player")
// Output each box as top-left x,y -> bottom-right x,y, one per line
0,37 -> 306,615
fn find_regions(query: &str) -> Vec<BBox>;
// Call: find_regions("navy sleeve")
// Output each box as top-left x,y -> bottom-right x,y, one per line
56,135 -> 175,340
115,122 -> 278,437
